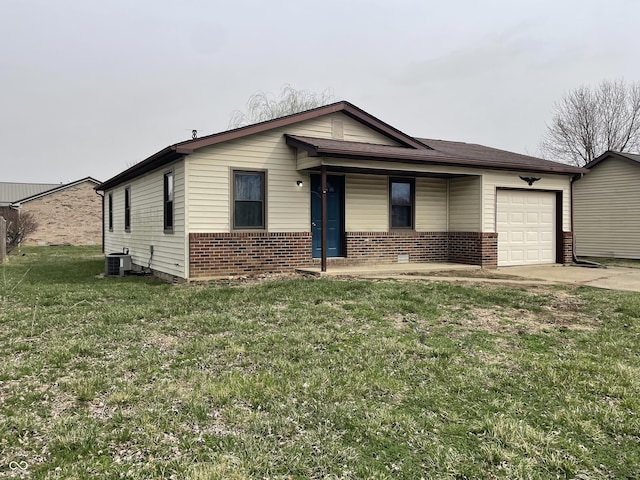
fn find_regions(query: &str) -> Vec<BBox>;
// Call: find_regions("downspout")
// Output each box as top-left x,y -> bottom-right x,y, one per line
570,173 -> 604,268
96,190 -> 105,253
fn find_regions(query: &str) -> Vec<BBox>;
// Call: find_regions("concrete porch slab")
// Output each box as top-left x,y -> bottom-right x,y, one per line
297,262 -> 481,277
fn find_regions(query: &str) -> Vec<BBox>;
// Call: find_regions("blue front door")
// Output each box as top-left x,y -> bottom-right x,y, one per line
311,175 -> 343,258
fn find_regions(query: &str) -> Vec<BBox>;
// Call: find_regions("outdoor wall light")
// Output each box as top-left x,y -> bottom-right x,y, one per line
296,180 -> 304,187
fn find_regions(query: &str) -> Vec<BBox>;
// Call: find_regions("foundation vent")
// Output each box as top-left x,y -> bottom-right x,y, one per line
397,254 -> 409,264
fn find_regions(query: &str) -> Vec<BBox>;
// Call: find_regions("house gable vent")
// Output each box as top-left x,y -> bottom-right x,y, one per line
331,120 -> 344,140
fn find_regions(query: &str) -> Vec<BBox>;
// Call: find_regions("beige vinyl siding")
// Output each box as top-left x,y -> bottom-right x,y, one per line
448,176 -> 481,232
319,158 -> 573,233
186,113 -> 402,233
345,175 -> 448,232
416,178 -> 447,231
574,158 -> 640,258
483,172 -> 571,232
187,133 -> 309,232
345,175 -> 388,231
296,151 -> 320,170
327,113 -> 404,145
104,161 -> 185,278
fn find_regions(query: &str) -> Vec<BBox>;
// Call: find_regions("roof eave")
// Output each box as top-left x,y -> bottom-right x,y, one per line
317,150 -> 587,175
15,177 -> 102,204
584,150 -> 640,170
98,100 -> 427,191
96,147 -> 183,191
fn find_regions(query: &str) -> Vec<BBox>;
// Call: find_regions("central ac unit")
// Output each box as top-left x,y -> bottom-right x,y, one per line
105,253 -> 132,277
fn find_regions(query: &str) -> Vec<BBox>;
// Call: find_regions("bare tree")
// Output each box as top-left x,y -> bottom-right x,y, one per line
3,209 -> 38,253
540,79 -> 640,166
229,84 -> 335,128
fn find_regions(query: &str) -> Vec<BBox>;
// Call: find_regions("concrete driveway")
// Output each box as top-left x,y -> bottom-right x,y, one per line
301,262 -> 640,292
498,264 -> 640,292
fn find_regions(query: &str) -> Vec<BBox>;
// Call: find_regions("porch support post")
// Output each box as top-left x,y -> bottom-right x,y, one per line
321,166 -> 327,273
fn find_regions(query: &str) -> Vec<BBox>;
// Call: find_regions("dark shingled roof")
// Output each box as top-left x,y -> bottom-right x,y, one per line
286,135 -> 585,174
416,138 -> 586,173
98,101 -> 586,191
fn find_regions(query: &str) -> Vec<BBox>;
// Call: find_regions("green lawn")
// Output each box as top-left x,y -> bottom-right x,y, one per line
1,247 -> 639,479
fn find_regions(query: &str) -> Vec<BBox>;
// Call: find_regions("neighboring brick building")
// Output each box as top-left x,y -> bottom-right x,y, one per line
10,177 -> 102,246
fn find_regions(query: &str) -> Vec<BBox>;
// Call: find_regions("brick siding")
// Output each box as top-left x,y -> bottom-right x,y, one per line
449,232 -> 498,269
562,231 -> 573,264
344,231 -> 449,264
189,230 -> 499,278
189,232 -> 312,277
21,182 -> 102,246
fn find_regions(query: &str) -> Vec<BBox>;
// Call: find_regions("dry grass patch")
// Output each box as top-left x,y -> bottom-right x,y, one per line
2,247 -> 640,479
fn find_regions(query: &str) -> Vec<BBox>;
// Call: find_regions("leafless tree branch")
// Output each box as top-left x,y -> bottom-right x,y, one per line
540,79 -> 640,166
229,84 -> 335,128
3,209 -> 38,253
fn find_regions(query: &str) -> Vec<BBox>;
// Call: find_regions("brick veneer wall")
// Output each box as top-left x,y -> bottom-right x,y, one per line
562,231 -> 573,264
345,231 -> 449,264
449,232 -> 498,269
189,232 -> 312,278
20,182 -> 102,246
189,230 -> 501,278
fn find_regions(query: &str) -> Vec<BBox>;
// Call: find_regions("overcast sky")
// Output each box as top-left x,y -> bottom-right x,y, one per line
2,0 -> 639,183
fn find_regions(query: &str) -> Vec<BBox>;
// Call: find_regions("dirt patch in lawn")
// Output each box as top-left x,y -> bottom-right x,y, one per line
445,287 -> 596,335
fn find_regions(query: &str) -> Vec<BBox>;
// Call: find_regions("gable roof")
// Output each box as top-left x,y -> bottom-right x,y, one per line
584,150 -> 640,170
286,135 -> 585,174
97,101 -> 429,191
0,182 -> 60,207
97,101 -> 585,191
10,177 -> 101,206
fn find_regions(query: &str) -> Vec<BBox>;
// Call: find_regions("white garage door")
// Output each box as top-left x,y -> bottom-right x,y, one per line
497,190 -> 556,267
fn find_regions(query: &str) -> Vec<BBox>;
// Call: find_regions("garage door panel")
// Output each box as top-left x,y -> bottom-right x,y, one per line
541,212 -> 553,224
511,212 -> 524,223
497,190 -> 556,267
541,248 -> 554,262
511,250 -> 524,262
526,250 -> 540,261
526,212 -> 539,223
526,231 -> 539,242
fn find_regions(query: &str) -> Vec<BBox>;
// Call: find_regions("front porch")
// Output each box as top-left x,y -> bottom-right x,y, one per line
298,261 -> 482,277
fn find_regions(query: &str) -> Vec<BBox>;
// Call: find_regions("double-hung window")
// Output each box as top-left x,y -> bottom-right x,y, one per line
233,170 -> 266,229
108,193 -> 113,231
124,187 -> 131,232
389,178 -> 415,229
164,171 -> 174,233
